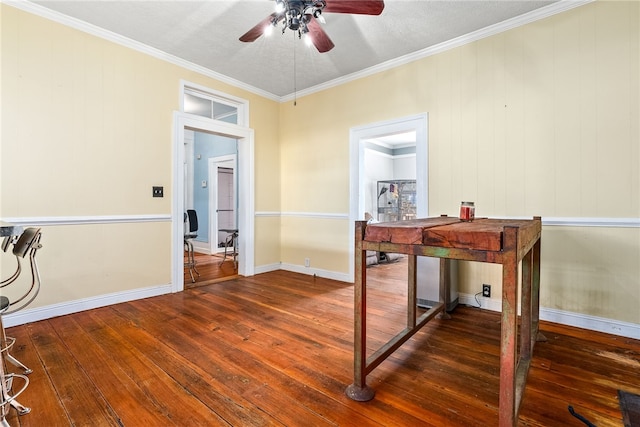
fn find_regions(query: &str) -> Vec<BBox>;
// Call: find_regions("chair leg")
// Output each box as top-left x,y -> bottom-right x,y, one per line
4,354 -> 31,376
1,372 -> 31,419
1,328 -> 32,375
191,248 -> 200,276
184,240 -> 199,283
10,399 -> 31,416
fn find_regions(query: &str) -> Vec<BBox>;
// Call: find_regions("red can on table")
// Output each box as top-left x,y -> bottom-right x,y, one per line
460,201 -> 475,221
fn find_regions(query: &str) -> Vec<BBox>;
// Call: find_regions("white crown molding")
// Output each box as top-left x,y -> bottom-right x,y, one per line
1,214 -> 171,226
6,0 -> 593,104
3,0 -> 280,102
282,0 -> 594,102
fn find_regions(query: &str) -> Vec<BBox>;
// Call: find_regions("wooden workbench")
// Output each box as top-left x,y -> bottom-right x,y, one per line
345,215 -> 544,427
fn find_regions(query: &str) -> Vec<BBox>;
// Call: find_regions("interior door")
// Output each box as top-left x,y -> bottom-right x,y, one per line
209,155 -> 237,253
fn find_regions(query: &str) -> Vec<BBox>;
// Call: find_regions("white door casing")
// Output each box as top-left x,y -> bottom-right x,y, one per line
173,112 -> 254,292
209,155 -> 237,253
348,113 -> 428,282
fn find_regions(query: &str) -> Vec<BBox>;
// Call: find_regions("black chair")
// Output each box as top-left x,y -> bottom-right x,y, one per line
184,210 -> 200,283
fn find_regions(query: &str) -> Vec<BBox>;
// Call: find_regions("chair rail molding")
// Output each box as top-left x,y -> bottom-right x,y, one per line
0,214 -> 171,226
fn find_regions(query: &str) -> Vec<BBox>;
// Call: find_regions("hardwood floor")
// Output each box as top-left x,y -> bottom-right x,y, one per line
4,257 -> 640,426
184,251 -> 238,287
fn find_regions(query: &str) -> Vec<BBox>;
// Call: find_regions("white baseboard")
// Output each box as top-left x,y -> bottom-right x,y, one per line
279,263 -> 351,283
5,273 -> 638,341
2,284 -> 173,328
458,292 -> 640,340
254,263 -> 281,275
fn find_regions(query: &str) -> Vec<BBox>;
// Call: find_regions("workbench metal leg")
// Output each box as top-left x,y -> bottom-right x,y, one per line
521,249 -> 533,360
407,255 -> 417,327
533,238 -> 546,343
346,222 -> 375,401
500,227 -> 518,427
437,258 -> 451,319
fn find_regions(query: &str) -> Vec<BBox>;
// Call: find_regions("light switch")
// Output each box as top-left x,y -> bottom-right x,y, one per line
201,180 -> 207,188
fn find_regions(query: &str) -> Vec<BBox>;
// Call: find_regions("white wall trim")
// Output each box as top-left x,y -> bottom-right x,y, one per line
540,307 -> 640,340
458,293 -> 640,340
6,0 -> 592,103
2,283 -> 173,328
4,0 -> 278,102
254,214 -> 640,228
280,212 -> 349,220
5,265 -> 638,340
255,211 -> 281,217
279,263 -> 351,283
541,217 -> 640,228
282,0 -> 594,101
254,262 -> 281,275
0,215 -> 171,226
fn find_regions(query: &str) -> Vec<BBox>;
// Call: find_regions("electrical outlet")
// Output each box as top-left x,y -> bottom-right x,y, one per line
304,258 -> 310,268
482,284 -> 491,298
152,186 -> 163,198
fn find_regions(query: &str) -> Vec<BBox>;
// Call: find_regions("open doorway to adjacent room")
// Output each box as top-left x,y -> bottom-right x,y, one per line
173,83 -> 255,292
184,130 -> 239,286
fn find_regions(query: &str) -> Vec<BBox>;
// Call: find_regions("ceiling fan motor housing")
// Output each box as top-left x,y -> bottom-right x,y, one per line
280,0 -> 326,33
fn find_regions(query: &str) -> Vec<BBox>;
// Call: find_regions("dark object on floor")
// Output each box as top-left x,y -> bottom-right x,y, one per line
568,405 -> 596,427
619,390 -> 640,427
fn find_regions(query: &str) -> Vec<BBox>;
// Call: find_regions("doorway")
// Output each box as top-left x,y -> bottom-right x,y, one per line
348,113 -> 428,282
172,112 -> 255,293
209,155 -> 237,253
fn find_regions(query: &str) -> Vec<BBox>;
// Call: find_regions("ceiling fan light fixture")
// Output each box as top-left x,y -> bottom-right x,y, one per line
304,35 -> 313,47
240,0 -> 384,53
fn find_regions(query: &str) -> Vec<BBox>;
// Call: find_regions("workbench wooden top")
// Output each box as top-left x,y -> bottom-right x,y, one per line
363,217 -> 541,252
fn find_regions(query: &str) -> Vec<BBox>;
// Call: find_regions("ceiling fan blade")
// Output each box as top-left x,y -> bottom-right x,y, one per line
307,17 -> 335,53
239,13 -> 281,42
324,0 -> 384,15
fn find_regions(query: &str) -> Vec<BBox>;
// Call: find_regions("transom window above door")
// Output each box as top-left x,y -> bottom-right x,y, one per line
181,81 -> 248,127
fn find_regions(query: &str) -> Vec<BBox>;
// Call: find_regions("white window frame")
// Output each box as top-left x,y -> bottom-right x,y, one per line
180,80 -> 249,127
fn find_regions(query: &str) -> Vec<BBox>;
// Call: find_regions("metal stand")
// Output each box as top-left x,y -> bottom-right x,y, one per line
219,229 -> 238,268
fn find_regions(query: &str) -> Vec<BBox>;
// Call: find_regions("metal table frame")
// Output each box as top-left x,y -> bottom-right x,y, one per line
345,216 -> 544,427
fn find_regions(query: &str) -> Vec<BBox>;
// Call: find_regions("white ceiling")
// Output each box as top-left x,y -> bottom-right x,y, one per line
20,0 -> 582,99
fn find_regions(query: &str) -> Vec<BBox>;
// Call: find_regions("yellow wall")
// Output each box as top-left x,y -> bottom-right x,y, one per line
1,1 -> 638,327
279,1 -> 639,323
0,4 -> 280,307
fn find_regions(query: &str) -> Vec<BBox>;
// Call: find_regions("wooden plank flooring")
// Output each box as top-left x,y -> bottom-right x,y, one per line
4,257 -> 640,426
184,252 -> 238,287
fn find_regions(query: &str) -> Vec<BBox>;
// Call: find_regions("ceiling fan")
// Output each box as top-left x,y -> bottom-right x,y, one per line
239,0 -> 385,53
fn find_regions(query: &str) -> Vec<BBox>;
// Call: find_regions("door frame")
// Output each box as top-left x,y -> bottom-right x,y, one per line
348,113 -> 428,281
209,154 -> 237,254
173,112 -> 254,292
